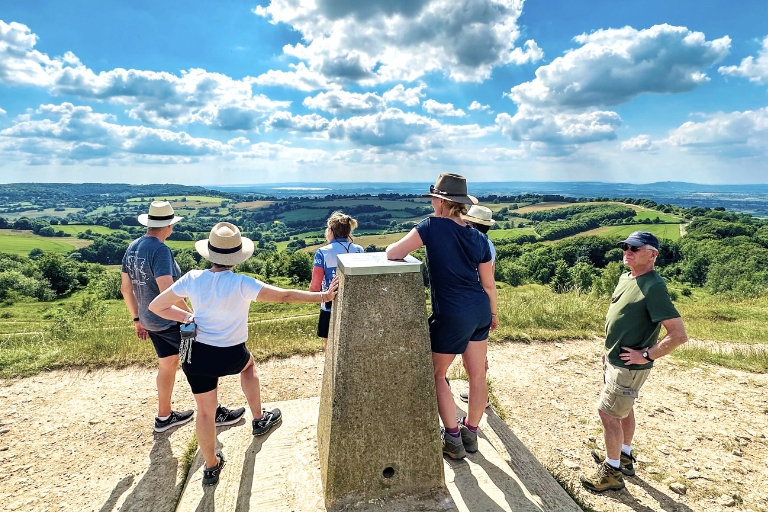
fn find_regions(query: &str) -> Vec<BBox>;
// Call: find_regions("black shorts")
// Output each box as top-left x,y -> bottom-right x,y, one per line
429,302 -> 491,354
148,325 -> 181,359
182,342 -> 251,394
317,309 -> 331,338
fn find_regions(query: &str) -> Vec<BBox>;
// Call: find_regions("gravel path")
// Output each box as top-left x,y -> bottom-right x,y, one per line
1,341 -> 766,512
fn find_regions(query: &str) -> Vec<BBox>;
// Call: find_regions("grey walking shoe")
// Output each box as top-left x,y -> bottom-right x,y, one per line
458,417 -> 478,453
441,428 -> 467,460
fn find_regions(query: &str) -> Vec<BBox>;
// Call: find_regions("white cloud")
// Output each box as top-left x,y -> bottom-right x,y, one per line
255,0 -> 542,86
422,99 -> 466,117
0,107 -> 6,115
665,107 -> 768,157
469,101 -> 490,111
0,21 -> 289,130
253,62 -> 339,92
263,111 -> 330,132
327,107 -> 489,152
0,20 -> 63,86
382,84 -> 426,107
303,90 -> 384,114
328,108 -> 439,150
510,24 -> 730,109
621,135 -> 657,152
719,35 -> 768,84
496,109 -> 621,145
0,103 -> 231,162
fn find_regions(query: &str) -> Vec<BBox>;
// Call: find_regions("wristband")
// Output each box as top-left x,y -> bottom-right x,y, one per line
133,317 -> 140,322
491,314 -> 497,317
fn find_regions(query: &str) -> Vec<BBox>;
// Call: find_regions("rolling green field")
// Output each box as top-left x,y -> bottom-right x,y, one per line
55,224 -> 127,236
0,232 -> 88,254
577,223 -> 682,240
302,232 -> 408,252
632,210 -> 681,223
488,228 -> 538,241
0,208 -> 82,220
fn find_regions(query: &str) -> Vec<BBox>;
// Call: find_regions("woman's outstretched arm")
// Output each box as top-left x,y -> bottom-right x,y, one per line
386,228 -> 423,260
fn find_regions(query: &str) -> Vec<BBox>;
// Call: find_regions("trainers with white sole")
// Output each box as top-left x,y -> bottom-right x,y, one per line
153,409 -> 194,433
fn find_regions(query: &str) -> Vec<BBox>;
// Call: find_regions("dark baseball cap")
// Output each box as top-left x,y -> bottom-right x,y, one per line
618,231 -> 659,250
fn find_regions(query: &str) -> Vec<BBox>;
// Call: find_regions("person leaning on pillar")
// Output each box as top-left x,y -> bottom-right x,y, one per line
386,173 -> 498,460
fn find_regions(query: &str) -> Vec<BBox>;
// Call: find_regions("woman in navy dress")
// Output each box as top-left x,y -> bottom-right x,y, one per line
386,173 -> 498,459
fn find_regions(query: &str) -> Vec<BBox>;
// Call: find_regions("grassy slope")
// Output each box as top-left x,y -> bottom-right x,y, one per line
1,284 -> 765,379
0,231 -> 91,254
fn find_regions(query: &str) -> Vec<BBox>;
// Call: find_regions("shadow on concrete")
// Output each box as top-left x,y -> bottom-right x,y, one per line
97,475 -> 134,512
234,427 -> 274,511
193,485 -> 216,512
108,432 -> 179,512
471,431 -> 540,511
447,454 -> 517,512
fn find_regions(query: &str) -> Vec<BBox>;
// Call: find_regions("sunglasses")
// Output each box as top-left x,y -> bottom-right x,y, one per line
620,243 -> 643,252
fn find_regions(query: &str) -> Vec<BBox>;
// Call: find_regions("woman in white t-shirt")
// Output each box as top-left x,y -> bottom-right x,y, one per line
149,222 -> 337,486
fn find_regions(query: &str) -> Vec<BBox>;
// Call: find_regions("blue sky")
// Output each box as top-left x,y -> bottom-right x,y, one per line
1,0 -> 767,185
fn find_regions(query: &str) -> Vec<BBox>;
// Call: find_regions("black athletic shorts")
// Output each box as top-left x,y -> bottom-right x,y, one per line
429,302 -> 491,354
148,325 -> 181,359
182,342 -> 251,394
317,309 -> 331,338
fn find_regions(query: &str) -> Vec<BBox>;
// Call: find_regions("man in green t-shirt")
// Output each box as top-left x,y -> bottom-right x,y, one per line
581,231 -> 688,493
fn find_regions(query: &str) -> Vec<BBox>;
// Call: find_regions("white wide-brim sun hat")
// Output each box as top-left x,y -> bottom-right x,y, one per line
138,200 -> 184,227
195,222 -> 255,266
461,205 -> 495,226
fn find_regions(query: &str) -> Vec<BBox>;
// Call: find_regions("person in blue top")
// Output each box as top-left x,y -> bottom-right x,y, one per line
387,173 -> 498,460
459,204 -> 496,408
310,211 -> 364,349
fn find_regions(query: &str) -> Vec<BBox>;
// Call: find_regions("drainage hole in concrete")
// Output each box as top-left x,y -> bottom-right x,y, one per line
382,467 -> 395,479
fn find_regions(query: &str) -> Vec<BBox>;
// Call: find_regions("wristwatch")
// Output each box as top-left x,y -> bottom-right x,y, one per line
642,350 -> 654,361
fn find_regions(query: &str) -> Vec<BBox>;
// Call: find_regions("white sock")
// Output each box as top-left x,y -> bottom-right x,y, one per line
606,457 -> 621,469
157,414 -> 170,421
621,444 -> 632,456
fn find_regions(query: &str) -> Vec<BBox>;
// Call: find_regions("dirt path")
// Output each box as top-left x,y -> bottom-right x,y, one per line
1,341 -> 766,512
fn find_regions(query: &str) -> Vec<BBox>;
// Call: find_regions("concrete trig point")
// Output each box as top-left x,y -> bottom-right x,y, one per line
318,252 -> 444,510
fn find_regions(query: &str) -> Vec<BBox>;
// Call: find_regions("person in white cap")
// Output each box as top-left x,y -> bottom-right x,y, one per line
121,201 -> 244,433
149,222 -> 338,486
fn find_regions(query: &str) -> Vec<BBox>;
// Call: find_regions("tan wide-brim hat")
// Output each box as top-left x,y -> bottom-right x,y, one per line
138,201 -> 183,227
422,173 -> 477,205
461,205 -> 495,226
195,222 -> 255,266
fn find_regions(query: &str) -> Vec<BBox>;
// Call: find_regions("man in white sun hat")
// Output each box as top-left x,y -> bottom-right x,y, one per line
149,222 -> 339,486
121,201 -> 244,433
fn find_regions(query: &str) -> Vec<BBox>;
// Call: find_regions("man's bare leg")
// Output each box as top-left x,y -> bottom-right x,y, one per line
157,354 -> 179,417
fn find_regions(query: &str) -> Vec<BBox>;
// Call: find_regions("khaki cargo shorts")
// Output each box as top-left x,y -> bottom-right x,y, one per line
597,361 -> 652,419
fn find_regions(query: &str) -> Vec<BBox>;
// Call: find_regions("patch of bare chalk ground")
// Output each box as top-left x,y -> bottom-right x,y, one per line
1,341 -> 766,511
488,340 -> 768,512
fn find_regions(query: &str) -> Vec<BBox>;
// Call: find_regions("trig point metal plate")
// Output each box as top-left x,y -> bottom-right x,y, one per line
337,252 -> 422,275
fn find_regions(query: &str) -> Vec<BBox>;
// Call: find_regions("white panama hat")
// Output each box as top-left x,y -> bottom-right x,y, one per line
461,205 -> 495,226
195,222 -> 255,266
137,201 -> 183,227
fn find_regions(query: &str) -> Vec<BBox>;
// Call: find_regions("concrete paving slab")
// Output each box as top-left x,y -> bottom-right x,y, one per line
176,394 -> 579,512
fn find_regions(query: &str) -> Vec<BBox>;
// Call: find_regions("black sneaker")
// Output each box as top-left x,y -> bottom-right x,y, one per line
202,451 -> 225,486
252,408 -> 282,435
459,393 -> 491,408
153,409 -> 194,433
215,404 -> 246,426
